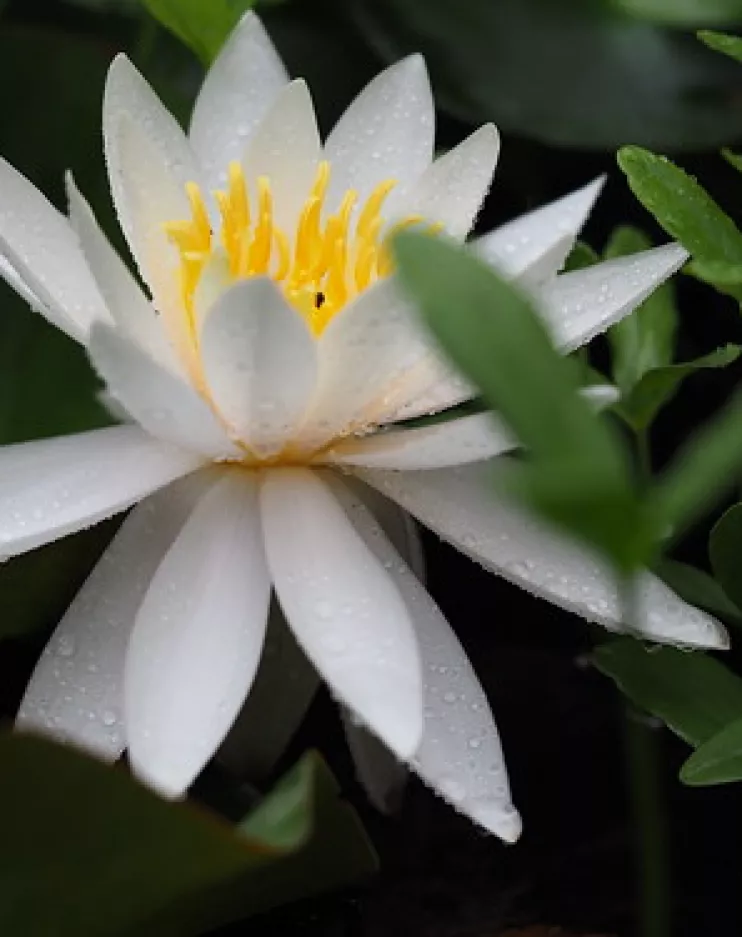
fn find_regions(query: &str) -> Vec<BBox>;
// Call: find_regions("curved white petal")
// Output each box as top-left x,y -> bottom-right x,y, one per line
535,243 -> 688,353
126,470 -> 271,798
388,366 -> 475,423
200,278 -> 317,457
243,80 -> 321,235
16,471 -> 214,762
88,324 -> 240,459
323,55 -> 434,214
475,177 -> 605,282
0,425 -> 202,558
296,279 -> 437,451
189,11 -> 289,192
324,411 -> 516,471
66,174 -> 183,374
330,474 -> 520,840
358,463 -> 728,650
260,468 -> 423,759
0,157 -> 109,341
394,124 -> 500,240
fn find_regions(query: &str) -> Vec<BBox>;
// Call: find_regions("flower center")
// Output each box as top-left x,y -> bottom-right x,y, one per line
164,160 -> 436,337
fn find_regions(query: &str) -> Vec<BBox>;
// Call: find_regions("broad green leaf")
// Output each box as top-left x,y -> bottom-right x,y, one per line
698,29 -> 742,62
709,503 -> 742,614
652,389 -> 742,539
351,0 -> 742,150
617,146 -> 742,264
141,0 -> 255,64
686,256 -> 742,301
681,716 -> 742,785
614,344 -> 741,432
655,557 -> 742,623
594,638 -> 742,747
611,0 -> 742,26
0,736 -> 375,937
605,226 -> 677,394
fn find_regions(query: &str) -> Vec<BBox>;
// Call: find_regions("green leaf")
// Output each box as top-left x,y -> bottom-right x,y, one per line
351,0 -> 742,150
709,503 -> 742,614
0,736 -> 375,936
564,240 -> 599,273
611,0 -> 742,27
652,388 -> 742,539
655,557 -> 742,623
614,344 -> 741,432
722,147 -> 742,174
605,226 -> 677,394
681,716 -> 742,785
698,29 -> 742,63
594,638 -> 742,747
141,0 -> 256,64
617,146 -> 742,265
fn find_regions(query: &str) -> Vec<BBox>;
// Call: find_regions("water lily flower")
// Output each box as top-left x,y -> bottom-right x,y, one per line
4,12 -> 725,844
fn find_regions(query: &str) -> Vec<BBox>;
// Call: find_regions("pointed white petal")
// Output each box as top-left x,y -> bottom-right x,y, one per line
395,124 -> 500,240
0,157 -> 109,341
260,468 -> 424,759
324,411 -> 516,471
66,174 -> 183,374
536,243 -> 688,353
342,711 -> 409,814
358,463 -> 728,650
324,55 -> 435,213
16,471 -> 213,762
330,474 -> 520,840
200,278 -> 317,457
0,425 -> 202,558
88,324 -> 240,459
297,279 -> 437,450
189,11 -> 289,192
126,471 -> 270,797
475,177 -> 605,281
388,366 -> 475,423
243,79 -> 321,234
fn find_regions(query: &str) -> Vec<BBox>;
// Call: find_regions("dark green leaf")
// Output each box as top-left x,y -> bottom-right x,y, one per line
611,0 -> 742,27
722,147 -> 742,173
686,257 -> 742,301
710,503 -> 742,614
681,716 -> 742,785
605,226 -> 677,394
617,146 -> 742,264
614,344 -> 741,432
655,557 -> 742,623
0,737 -> 375,937
141,0 -> 255,64
594,638 -> 742,747
698,29 -> 742,63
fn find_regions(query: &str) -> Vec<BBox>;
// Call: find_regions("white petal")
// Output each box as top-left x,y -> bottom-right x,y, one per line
394,124 -> 500,240
0,157 -> 109,341
296,279 -> 437,450
88,324 -> 241,459
388,366 -> 476,423
330,474 -> 520,840
66,173 -> 183,374
260,468 -> 424,759
200,278 -> 317,457
342,712 -> 408,814
323,55 -> 434,214
324,411 -> 515,471
0,425 -> 202,558
189,11 -> 289,192
358,463 -> 728,650
535,243 -> 688,353
16,471 -> 213,762
126,471 -> 271,797
243,80 -> 321,234
475,176 -> 605,281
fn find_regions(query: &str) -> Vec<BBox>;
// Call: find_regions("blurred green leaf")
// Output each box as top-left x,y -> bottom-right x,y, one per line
0,737 -> 375,936
655,557 -> 742,623
681,716 -> 742,784
710,503 -> 742,613
351,0 -> 742,150
698,29 -> 742,62
605,226 -> 677,394
614,344 -> 741,433
141,0 -> 255,64
594,639 -> 742,747
722,147 -> 742,173
564,240 -> 599,273
618,146 -> 742,267
611,0 -> 742,27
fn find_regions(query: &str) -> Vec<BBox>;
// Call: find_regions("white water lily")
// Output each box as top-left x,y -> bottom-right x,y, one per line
2,12 -> 725,844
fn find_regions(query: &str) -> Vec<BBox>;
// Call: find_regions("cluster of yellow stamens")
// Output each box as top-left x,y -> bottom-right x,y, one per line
164,160 -> 438,336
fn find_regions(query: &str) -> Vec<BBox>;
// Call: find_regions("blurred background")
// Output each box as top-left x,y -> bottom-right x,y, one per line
3,1 -> 742,935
